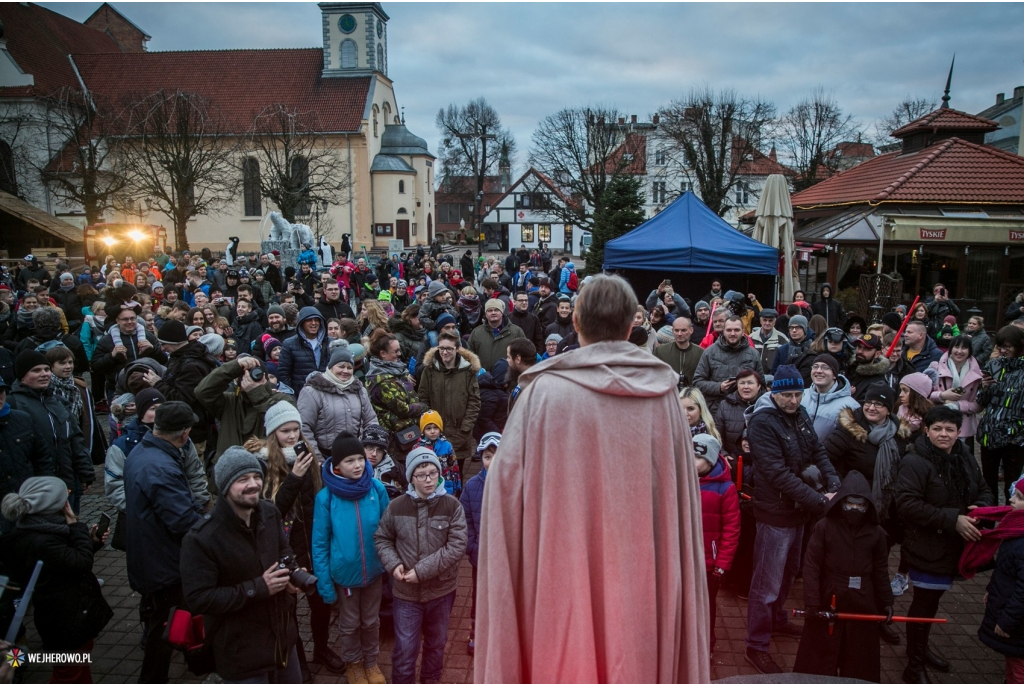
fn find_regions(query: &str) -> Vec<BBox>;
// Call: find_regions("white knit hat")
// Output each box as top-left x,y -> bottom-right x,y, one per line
264,401 -> 302,435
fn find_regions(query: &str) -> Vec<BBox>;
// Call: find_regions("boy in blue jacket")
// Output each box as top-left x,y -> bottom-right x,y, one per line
418,410 -> 460,496
459,431 -> 500,656
311,431 -> 389,684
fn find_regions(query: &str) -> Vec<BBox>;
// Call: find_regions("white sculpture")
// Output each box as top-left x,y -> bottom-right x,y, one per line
225,237 -> 240,266
268,211 -> 316,250
317,237 -> 334,267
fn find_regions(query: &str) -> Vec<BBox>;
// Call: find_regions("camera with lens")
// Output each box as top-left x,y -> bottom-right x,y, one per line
249,367 -> 264,382
278,555 -> 318,595
677,373 -> 689,390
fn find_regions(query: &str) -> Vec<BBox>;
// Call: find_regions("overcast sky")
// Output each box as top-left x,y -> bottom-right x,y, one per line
44,2 -> 1024,173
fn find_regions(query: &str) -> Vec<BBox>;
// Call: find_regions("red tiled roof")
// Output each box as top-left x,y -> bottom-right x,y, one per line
734,142 -> 795,177
891,107 -> 999,138
0,2 -> 121,98
790,137 -> 1024,209
603,133 -> 647,175
832,141 -> 876,159
72,50 -> 371,133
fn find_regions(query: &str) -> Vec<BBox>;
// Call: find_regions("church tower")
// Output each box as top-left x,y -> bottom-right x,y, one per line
319,2 -> 388,77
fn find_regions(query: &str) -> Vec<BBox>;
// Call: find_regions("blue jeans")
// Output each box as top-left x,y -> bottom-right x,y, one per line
391,591 -> 456,684
746,521 -> 803,652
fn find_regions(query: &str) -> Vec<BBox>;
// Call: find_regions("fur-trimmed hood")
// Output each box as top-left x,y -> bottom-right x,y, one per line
850,355 -> 890,376
837,406 -> 913,443
423,346 -> 481,373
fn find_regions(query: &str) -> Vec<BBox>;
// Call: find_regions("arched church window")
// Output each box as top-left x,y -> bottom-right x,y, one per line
242,157 -> 261,216
398,180 -> 405,194
372,105 -> 379,138
340,39 -> 357,69
377,44 -> 385,74
291,156 -> 310,216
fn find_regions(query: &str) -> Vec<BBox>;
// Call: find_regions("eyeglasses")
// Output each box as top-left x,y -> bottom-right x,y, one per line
811,363 -> 834,372
863,401 -> 887,410
412,471 -> 439,482
118,316 -> 137,324
438,346 -> 456,353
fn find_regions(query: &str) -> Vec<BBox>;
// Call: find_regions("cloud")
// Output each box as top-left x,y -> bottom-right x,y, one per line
42,2 -> 1024,172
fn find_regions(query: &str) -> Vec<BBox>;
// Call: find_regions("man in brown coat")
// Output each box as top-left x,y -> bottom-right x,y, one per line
476,274 -> 710,683
417,331 -> 481,469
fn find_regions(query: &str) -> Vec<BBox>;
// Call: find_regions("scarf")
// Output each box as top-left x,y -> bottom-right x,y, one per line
324,368 -> 356,391
321,459 -> 372,500
17,511 -> 70,537
867,417 -> 900,521
0,402 -> 9,419
50,373 -> 83,420
366,357 -> 410,379
959,506 -> 1024,578
459,295 -> 482,326
946,357 -> 966,389
17,306 -> 34,328
690,421 -> 708,438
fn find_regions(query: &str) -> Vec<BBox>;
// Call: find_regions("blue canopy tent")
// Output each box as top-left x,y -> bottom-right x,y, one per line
603,191 -> 780,307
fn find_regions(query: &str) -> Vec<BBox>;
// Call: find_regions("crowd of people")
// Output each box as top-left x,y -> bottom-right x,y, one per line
1,243 -> 1024,684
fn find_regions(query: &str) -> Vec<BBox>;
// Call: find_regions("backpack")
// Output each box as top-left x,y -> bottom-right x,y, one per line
567,271 -> 579,292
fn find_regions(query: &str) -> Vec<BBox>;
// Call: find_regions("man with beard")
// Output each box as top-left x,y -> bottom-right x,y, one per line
654,317 -> 702,390
691,301 -> 712,341
772,315 -> 813,375
533,277 -> 559,330
180,447 -> 301,683
468,299 -> 525,375
694,317 -> 763,414
508,291 -> 544,351
505,338 -> 537,414
846,333 -> 898,401
315,281 -> 356,321
257,305 -> 296,361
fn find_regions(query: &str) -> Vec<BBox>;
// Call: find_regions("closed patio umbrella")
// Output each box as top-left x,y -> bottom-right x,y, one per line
753,174 -> 797,303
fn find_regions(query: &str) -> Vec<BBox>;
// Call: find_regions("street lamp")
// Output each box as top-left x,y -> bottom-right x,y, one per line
313,200 -> 329,247
475,190 -> 485,257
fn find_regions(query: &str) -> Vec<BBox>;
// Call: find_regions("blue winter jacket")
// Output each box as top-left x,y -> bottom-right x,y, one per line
558,262 -> 576,294
277,306 -> 327,393
311,464 -> 389,602
459,468 -> 487,566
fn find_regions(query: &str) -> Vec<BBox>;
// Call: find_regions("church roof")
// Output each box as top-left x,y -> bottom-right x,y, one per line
377,123 -> 433,157
790,136 -> 1024,209
71,49 -> 372,134
370,155 -> 415,173
0,2 -> 121,98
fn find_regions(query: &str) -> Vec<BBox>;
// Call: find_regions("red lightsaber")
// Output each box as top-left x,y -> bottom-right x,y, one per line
885,295 -> 920,358
793,594 -> 945,636
736,455 -> 751,500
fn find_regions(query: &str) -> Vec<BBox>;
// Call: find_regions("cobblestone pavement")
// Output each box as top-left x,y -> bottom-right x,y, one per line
11,459 -> 1006,684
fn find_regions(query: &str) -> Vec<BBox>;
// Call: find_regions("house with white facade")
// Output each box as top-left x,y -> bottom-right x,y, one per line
480,167 -> 587,257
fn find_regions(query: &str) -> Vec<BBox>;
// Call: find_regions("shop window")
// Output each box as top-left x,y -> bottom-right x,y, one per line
538,224 -> 551,242
375,223 -> 393,236
521,224 -> 535,243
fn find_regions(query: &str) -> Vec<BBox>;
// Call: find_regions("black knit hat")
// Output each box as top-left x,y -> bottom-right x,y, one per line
15,350 -> 49,381
864,384 -> 895,412
157,320 -> 188,344
330,431 -> 365,466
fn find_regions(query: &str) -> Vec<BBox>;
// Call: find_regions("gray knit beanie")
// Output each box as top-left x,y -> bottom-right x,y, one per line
405,446 -> 443,485
328,338 -> 354,369
264,401 -> 302,435
1,476 -> 68,522
200,333 -> 225,358
214,446 -> 264,494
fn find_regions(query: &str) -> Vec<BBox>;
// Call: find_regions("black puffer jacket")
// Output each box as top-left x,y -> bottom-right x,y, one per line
1,521 -> 112,650
980,533 -> 1024,658
846,356 -> 899,402
7,382 -> 93,492
811,282 -> 846,328
155,340 -> 219,444
0,407 -> 52,533
232,310 -> 264,357
180,499 -> 298,681
473,369 -> 508,439
895,434 -> 993,575
91,328 -> 165,380
824,408 -> 912,483
261,453 -> 318,568
715,390 -> 760,457
17,331 -> 89,377
746,395 -> 840,527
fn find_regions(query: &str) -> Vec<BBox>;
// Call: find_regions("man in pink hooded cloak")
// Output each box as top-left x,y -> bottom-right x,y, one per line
475,274 -> 710,683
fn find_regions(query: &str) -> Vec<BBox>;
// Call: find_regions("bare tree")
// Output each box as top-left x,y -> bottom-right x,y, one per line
240,104 -> 352,223
34,87 -> 127,225
0,99 -> 42,201
528,106 -> 635,230
116,89 -> 237,251
874,97 -> 936,145
657,87 -> 776,217
778,87 -> 861,191
436,97 -> 516,195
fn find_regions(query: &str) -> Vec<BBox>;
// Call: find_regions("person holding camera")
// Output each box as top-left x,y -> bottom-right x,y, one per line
195,355 -> 295,465
180,447 -> 302,683
926,282 -> 960,336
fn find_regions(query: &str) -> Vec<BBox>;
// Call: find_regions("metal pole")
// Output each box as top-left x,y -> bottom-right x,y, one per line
877,221 -> 885,275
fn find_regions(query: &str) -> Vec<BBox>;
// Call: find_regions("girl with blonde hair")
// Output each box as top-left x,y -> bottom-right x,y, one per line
679,386 -> 722,441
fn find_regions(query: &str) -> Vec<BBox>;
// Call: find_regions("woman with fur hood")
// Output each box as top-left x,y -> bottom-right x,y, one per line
297,339 -> 379,461
417,330 -> 482,472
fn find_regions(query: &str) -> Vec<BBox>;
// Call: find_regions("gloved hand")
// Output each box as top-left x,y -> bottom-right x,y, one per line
884,606 -> 894,624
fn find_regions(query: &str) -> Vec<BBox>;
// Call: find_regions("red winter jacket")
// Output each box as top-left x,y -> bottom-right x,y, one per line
699,459 -> 741,572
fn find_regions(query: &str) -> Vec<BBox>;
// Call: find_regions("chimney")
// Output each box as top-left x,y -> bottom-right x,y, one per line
630,114 -> 637,124
618,117 -> 625,125
1015,86 -> 1024,101
652,114 -> 660,125
997,93 -> 1005,105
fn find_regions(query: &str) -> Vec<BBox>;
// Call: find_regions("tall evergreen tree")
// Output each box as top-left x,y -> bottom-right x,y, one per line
586,174 -> 645,275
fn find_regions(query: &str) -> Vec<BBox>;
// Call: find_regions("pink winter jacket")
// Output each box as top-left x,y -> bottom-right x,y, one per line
929,353 -> 983,437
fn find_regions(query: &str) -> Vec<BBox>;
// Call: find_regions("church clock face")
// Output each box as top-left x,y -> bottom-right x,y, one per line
339,14 -> 356,33
377,20 -> 383,38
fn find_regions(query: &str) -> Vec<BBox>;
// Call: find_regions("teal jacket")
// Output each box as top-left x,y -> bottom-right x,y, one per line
311,468 -> 389,602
